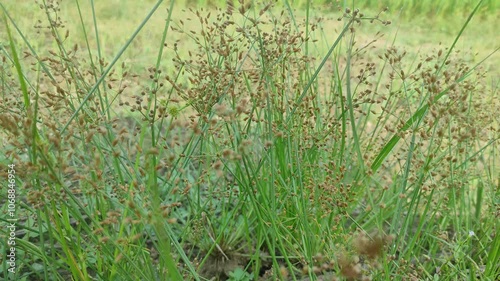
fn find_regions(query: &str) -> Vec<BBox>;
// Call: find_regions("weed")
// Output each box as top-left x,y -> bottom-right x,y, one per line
0,0 -> 498,280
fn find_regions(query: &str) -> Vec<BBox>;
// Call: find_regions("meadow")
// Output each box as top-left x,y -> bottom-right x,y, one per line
0,0 -> 499,280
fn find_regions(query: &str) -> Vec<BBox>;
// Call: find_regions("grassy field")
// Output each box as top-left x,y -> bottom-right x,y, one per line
1,0 -> 499,280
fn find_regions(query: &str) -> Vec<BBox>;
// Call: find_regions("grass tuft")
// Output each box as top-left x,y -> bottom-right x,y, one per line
0,1 -> 498,280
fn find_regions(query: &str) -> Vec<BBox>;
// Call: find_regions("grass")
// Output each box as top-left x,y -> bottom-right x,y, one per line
0,0 -> 499,280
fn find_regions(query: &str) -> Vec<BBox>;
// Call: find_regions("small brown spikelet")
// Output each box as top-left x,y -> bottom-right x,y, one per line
338,253 -> 362,280
279,265 -> 289,279
0,114 -> 21,136
146,147 -> 160,156
99,236 -> 110,243
226,0 -> 234,14
353,232 -> 389,259
301,265 -> 309,275
212,160 -> 223,170
222,148 -> 233,158
341,263 -> 362,280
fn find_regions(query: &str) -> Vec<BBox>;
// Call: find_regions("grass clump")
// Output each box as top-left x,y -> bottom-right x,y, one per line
0,0 -> 498,280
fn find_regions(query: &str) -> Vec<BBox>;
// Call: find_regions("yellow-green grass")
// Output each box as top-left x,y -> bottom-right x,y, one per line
1,0 -> 498,280
1,1 -> 498,76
